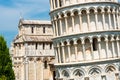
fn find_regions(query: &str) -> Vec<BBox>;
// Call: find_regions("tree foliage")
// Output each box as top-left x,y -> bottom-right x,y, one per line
0,36 -> 15,80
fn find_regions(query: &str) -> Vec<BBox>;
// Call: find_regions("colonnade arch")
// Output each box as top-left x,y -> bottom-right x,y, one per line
54,34 -> 120,63
52,6 -> 120,36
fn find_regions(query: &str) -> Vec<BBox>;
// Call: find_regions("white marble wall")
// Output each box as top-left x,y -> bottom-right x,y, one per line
50,0 -> 118,10
19,25 -> 53,36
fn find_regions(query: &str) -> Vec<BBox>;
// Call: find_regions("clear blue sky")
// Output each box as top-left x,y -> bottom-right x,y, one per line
0,0 -> 50,47
0,0 -> 120,47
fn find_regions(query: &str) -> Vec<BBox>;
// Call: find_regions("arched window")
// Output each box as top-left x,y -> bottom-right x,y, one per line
73,69 -> 84,78
89,68 -> 101,75
106,66 -> 116,73
62,70 -> 69,78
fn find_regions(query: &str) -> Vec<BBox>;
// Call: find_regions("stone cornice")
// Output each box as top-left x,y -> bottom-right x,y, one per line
50,2 -> 120,15
52,30 -> 120,43
54,58 -> 120,68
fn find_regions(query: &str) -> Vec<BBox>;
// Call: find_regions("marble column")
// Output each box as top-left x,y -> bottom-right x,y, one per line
54,46 -> 59,63
50,0 -> 53,10
51,19 -> 56,36
105,36 -> 108,58
90,39 -> 94,60
78,12 -> 82,32
95,10 -> 98,30
55,17 -> 58,36
71,13 -> 75,32
116,36 -> 120,57
108,8 -> 112,29
118,12 -> 120,29
61,42 -> 65,63
98,37 -> 101,59
73,38 -> 78,61
54,47 -> 59,63
65,14 -> 68,34
87,11 -> 90,31
67,40 -> 71,62
102,9 -> 105,30
57,0 -> 60,8
63,0 -> 65,6
57,44 -> 61,63
112,9 -> 117,29
111,36 -> 116,57
81,39 -> 86,60
116,10 -> 119,29
59,15 -> 63,35
53,0 -> 55,9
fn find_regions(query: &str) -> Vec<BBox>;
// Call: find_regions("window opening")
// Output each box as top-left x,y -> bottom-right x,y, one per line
53,71 -> 56,80
43,27 -> 45,33
59,0 -> 62,7
50,43 -> 52,49
19,44 -> 21,49
43,43 -> 45,50
44,61 -> 47,69
93,38 -> 97,51
35,43 -> 38,50
55,0 -> 57,7
62,70 -> 69,78
31,27 -> 34,33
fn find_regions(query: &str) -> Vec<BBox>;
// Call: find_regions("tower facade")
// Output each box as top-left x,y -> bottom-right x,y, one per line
50,0 -> 120,80
10,19 -> 55,80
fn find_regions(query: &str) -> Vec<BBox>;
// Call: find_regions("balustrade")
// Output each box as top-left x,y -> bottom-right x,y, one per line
51,6 -> 120,36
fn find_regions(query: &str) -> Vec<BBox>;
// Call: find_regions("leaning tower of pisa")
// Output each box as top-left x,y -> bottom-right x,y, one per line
50,0 -> 120,80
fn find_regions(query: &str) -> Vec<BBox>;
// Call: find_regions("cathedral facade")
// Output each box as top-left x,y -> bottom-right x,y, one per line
10,19 -> 55,80
49,0 -> 120,80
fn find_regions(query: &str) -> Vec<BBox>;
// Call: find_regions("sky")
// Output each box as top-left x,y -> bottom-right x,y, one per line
0,0 -> 120,47
0,0 -> 50,47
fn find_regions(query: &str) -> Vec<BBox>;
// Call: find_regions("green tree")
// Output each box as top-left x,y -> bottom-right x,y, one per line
0,36 -> 15,80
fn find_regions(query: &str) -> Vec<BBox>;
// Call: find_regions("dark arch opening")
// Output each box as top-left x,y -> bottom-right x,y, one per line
44,60 -> 47,69
93,38 -> 98,51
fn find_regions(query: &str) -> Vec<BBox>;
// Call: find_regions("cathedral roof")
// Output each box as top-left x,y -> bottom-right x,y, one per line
19,19 -> 51,27
13,35 -> 53,43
